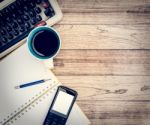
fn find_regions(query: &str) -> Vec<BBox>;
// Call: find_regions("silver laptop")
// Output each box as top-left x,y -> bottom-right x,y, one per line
0,0 -> 62,58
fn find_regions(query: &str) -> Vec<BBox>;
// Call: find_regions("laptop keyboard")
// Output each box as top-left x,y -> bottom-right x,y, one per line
0,0 -> 55,53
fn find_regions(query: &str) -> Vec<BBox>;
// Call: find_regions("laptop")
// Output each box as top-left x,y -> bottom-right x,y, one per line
0,0 -> 63,58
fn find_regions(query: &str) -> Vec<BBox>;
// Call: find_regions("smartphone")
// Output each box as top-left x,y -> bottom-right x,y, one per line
43,86 -> 78,125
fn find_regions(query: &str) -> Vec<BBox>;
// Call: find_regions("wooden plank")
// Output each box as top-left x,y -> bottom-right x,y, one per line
53,25 -> 150,49
56,13 -> 150,25
53,50 -> 150,76
57,75 -> 150,124
55,1 -> 150,124
57,76 -> 150,101
55,50 -> 150,62
90,119 -> 150,125
53,62 -> 150,75
58,0 -> 150,13
77,101 -> 150,119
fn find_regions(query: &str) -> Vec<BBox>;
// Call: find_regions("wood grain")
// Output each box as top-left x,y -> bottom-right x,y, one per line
79,101 -> 150,119
53,50 -> 150,76
90,119 -> 150,125
54,0 -> 150,124
57,76 -> 150,125
57,76 -> 150,101
57,13 -> 150,25
58,0 -> 150,13
54,25 -> 150,49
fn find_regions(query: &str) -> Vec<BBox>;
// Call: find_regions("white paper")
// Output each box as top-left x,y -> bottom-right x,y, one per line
0,44 -> 90,125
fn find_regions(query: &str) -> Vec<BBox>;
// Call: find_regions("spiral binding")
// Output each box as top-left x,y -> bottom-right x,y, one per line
0,80 -> 60,125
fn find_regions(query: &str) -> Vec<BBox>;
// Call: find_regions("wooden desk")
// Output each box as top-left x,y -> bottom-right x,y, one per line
53,0 -> 150,125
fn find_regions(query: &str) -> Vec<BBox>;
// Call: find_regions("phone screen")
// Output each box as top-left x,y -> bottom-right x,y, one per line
51,90 -> 74,115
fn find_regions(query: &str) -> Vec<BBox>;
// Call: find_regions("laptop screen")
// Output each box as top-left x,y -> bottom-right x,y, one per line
0,0 -> 15,10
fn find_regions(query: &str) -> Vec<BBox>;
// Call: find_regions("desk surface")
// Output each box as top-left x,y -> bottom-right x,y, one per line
53,0 -> 150,125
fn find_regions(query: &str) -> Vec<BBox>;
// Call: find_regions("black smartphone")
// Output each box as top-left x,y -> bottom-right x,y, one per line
43,86 -> 78,125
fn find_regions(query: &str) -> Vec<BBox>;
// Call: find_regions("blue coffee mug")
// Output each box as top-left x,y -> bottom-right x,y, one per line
27,26 -> 61,59
27,26 -> 61,68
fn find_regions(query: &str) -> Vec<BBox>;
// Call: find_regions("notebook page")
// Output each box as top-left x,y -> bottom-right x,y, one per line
0,45 -> 55,124
13,71 -> 90,125
0,44 -> 90,125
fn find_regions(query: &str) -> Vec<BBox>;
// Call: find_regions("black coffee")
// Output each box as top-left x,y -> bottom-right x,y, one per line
31,29 -> 60,58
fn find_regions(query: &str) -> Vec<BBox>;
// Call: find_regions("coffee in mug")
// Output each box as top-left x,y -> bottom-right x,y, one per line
28,26 -> 61,59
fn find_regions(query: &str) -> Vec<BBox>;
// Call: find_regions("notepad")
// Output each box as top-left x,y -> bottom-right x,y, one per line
0,44 -> 90,125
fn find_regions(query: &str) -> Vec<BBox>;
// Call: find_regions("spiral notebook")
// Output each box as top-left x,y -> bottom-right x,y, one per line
0,44 -> 90,125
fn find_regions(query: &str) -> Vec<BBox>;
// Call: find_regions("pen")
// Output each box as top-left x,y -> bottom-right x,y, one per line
15,79 -> 51,89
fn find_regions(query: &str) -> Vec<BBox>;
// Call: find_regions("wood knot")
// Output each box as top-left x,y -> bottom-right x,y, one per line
54,59 -> 64,67
114,89 -> 128,94
141,86 -> 150,91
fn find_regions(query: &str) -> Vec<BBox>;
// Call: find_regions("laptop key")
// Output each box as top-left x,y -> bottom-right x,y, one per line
23,6 -> 28,12
23,15 -> 30,21
8,33 -> 13,40
30,18 -> 36,25
0,29 -> 6,35
18,10 -> 24,15
13,30 -> 19,36
29,10 -> 35,17
35,7 -> 41,14
19,26 -> 25,32
3,8 -> 9,16
1,36 -> 8,43
12,22 -> 18,29
6,17 -> 11,23
12,13 -> 17,18
9,4 -> 16,11
36,0 -> 42,4
36,15 -> 42,22
44,8 -> 53,17
17,18 -> 23,25
6,25 -> 12,32
23,0 -> 28,3
16,0 -> 22,7
29,2 -> 36,9
25,22 -> 31,29
42,0 -> 50,9
52,122 -> 57,125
